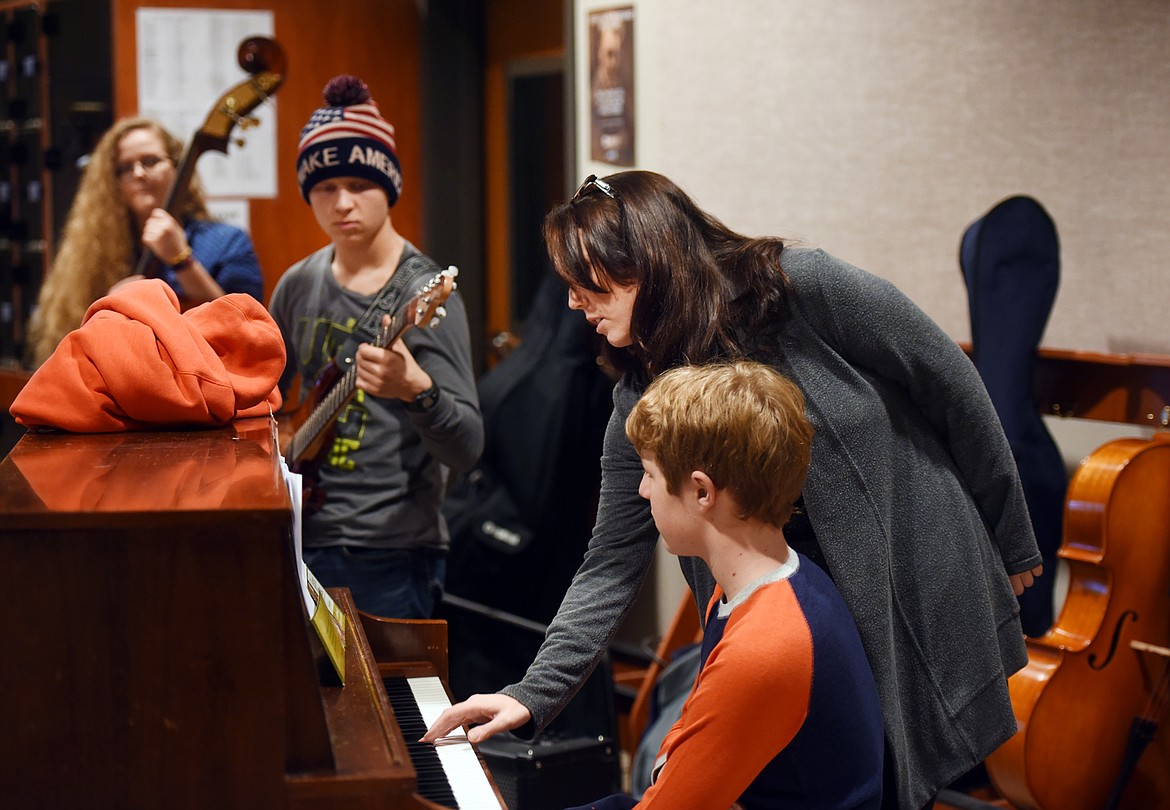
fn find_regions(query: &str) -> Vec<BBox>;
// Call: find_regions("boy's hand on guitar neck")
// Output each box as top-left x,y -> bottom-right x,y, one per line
354,314 -> 433,402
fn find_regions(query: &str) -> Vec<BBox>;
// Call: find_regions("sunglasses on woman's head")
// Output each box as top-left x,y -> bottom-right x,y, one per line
570,174 -> 629,261
573,174 -> 620,202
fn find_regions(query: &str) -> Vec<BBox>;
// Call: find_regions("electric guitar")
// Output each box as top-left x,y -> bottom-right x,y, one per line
281,267 -> 458,513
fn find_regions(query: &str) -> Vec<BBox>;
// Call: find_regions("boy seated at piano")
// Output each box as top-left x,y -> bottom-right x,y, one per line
569,361 -> 885,810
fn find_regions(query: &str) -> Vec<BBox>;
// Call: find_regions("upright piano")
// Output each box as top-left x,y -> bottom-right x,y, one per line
0,418 -> 506,809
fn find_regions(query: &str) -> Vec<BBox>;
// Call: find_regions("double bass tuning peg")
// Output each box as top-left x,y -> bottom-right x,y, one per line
232,117 -> 261,148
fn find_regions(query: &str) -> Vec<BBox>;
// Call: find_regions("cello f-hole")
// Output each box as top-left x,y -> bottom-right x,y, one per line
1090,610 -> 1139,671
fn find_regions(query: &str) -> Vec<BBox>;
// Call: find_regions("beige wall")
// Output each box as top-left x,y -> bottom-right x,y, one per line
576,0 -> 1170,353
574,0 -> 1170,634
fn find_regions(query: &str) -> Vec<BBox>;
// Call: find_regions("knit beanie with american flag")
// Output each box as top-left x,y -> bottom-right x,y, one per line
295,75 -> 403,205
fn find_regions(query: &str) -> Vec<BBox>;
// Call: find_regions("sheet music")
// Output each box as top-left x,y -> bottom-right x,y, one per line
276,444 -> 311,613
135,8 -> 277,199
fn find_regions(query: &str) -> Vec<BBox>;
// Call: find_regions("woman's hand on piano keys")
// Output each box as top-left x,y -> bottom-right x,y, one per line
420,693 -> 531,745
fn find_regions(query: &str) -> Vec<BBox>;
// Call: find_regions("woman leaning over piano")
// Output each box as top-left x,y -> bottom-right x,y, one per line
424,170 -> 1043,810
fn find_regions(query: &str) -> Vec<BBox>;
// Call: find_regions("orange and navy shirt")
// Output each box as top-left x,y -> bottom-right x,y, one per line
641,553 -> 884,809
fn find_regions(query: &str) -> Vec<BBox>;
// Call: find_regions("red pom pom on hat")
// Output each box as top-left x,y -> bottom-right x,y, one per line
323,74 -> 371,106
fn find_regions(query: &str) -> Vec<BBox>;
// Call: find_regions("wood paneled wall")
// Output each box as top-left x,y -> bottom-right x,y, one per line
111,0 -> 423,303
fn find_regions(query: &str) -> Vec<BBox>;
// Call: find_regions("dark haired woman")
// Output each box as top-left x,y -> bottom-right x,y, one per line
425,170 -> 1042,810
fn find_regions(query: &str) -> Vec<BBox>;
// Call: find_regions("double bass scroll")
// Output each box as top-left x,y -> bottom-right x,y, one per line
136,36 -> 287,278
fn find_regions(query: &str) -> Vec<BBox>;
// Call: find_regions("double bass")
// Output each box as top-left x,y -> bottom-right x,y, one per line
136,35 -> 286,278
986,432 -> 1170,809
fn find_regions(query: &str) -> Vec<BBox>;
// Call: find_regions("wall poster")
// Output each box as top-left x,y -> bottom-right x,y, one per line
588,6 -> 634,166
136,8 -> 277,199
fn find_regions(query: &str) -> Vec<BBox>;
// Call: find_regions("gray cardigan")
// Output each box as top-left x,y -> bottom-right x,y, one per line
501,248 -> 1040,809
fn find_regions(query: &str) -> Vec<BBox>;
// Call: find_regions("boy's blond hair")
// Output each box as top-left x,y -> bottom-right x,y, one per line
626,361 -> 813,528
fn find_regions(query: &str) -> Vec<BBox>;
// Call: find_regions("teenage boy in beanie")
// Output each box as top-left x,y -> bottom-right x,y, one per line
270,75 -> 483,618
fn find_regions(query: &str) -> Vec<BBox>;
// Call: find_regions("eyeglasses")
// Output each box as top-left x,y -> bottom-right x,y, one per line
115,155 -> 172,179
573,174 -> 620,203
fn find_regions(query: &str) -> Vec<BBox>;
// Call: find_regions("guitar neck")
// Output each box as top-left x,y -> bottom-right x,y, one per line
286,363 -> 360,463
285,319 -> 411,463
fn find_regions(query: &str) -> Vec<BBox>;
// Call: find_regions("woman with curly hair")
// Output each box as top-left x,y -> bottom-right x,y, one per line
27,117 -> 263,367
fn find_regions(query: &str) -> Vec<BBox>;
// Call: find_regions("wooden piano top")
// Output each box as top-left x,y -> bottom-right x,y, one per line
0,417 -> 291,529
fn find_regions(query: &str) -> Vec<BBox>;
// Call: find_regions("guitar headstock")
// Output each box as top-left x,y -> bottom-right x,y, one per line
190,36 -> 287,156
370,267 -> 458,349
408,266 -> 459,330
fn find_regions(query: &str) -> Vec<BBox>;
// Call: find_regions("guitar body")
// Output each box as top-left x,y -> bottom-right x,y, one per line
985,434 -> 1170,809
281,359 -> 347,514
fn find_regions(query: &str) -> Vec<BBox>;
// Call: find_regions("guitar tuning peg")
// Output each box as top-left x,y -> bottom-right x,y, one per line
233,137 -> 247,148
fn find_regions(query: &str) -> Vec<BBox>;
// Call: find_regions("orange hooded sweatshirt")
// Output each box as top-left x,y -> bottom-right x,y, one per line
11,280 -> 284,432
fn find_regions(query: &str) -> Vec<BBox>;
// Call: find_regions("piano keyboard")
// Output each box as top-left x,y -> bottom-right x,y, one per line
383,675 -> 505,809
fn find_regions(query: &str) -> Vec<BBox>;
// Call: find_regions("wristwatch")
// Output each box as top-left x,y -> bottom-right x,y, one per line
405,383 -> 440,413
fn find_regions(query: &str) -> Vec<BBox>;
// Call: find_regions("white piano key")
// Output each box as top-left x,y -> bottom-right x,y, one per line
408,675 -> 505,809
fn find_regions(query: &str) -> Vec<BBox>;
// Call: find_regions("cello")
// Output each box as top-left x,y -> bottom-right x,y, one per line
985,432 -> 1170,809
135,35 -> 286,278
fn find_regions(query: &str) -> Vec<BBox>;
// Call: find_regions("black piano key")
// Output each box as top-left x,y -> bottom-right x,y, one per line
384,676 -> 461,808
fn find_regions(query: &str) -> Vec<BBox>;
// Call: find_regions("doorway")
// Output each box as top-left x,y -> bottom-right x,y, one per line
505,57 -> 565,335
